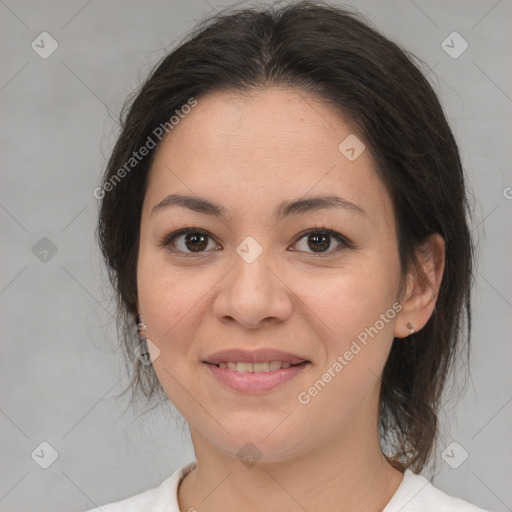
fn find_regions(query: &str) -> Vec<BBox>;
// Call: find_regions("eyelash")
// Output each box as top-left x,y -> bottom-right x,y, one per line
158,225 -> 352,257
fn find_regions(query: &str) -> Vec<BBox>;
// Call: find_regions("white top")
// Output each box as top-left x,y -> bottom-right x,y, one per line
84,461 -> 491,512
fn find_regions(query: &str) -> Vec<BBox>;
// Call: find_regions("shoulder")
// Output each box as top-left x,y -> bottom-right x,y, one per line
82,461 -> 197,512
384,469 -> 491,512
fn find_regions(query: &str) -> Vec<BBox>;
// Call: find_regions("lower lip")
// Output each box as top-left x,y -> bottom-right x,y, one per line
204,362 -> 310,393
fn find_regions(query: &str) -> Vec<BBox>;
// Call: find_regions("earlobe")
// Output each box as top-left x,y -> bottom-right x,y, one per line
394,233 -> 445,339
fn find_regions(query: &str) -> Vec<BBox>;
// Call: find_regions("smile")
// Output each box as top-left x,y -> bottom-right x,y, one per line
204,361 -> 310,393
213,361 -> 299,372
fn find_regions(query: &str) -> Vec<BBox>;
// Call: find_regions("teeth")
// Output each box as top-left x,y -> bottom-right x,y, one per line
237,362 -> 254,373
253,362 -> 269,372
217,360 -> 296,372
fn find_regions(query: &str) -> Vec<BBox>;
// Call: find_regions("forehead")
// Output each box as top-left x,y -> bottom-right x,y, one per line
144,87 -> 394,228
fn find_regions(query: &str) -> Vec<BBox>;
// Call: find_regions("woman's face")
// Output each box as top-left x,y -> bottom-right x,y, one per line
137,88 -> 406,463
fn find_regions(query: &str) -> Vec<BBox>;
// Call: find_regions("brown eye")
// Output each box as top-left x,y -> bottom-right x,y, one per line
183,232 -> 209,252
292,229 -> 348,255
161,228 -> 220,254
307,233 -> 331,252
161,228 -> 349,256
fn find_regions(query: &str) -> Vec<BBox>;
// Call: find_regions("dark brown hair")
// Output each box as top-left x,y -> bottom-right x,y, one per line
96,0 -> 474,473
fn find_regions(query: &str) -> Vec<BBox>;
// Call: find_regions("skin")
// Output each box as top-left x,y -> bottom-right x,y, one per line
136,87 -> 445,512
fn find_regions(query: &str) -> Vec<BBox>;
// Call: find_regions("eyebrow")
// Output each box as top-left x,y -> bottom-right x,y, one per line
151,193 -> 366,219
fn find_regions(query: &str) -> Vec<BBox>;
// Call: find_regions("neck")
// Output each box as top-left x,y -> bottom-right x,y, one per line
178,421 -> 404,512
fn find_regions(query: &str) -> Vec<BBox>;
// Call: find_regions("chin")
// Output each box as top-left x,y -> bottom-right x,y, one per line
202,421 -> 310,465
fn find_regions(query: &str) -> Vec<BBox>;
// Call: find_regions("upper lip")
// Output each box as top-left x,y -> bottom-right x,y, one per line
203,348 -> 309,365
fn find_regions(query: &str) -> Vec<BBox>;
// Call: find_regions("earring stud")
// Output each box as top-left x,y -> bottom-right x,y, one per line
135,314 -> 152,366
406,322 -> 415,335
136,314 -> 147,336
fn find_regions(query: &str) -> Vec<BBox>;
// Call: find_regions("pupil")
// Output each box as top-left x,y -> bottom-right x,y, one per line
308,233 -> 330,252
185,232 -> 208,252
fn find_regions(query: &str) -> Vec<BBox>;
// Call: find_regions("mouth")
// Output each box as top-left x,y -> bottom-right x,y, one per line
205,360 -> 309,372
203,360 -> 311,393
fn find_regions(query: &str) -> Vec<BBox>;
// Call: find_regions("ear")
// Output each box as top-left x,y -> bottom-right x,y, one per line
394,233 -> 445,338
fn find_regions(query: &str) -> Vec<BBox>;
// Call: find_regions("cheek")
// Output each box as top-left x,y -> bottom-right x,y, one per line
136,247 -> 198,358
136,247 -> 228,398
138,270 -> 201,349
294,262 -> 400,398
299,264 -> 398,339
294,275 -> 398,420
137,238 -> 202,314
136,260 -> 205,412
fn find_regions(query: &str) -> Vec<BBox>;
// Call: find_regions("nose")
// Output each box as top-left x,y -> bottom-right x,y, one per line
212,247 -> 293,329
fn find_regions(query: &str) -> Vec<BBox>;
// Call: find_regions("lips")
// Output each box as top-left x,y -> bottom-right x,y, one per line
203,348 -> 309,366
205,359 -> 310,393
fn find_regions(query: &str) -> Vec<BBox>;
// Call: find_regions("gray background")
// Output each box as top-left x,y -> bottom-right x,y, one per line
1,0 -> 511,511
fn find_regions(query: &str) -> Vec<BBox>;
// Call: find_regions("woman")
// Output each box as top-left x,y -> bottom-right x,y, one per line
89,1 -> 490,510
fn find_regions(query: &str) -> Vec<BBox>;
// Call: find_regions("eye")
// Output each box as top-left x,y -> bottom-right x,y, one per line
160,227 -> 351,256
291,228 -> 349,255
160,228 -> 221,254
